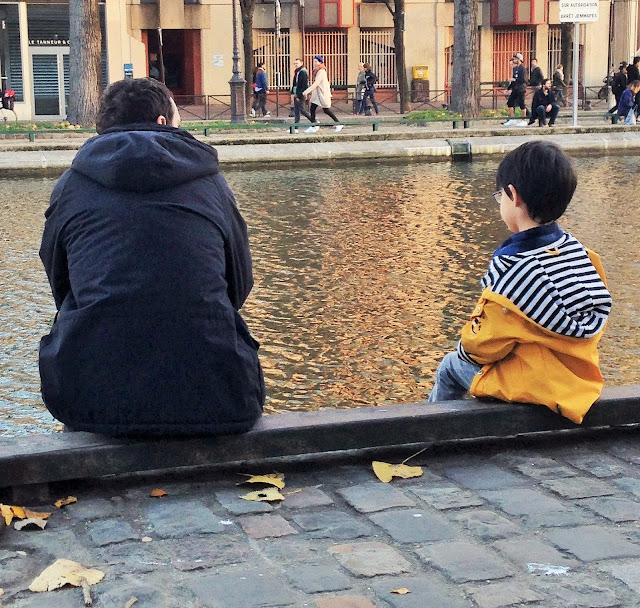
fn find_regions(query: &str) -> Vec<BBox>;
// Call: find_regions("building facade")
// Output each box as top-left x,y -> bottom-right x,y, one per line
1,0 -> 639,121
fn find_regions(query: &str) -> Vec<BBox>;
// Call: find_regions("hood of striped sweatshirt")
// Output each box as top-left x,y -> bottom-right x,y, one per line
482,227 -> 612,339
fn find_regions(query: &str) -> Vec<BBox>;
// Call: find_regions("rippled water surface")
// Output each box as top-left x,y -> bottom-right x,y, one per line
1,156 -> 639,435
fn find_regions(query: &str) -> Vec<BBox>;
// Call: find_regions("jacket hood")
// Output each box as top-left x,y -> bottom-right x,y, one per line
483,232 -> 612,339
71,124 -> 219,193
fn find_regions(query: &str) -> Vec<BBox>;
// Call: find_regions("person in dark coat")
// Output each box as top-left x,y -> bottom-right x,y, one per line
527,79 -> 560,126
290,57 -> 313,130
529,58 -> 544,87
626,56 -> 640,108
610,62 -> 628,113
39,78 -> 265,436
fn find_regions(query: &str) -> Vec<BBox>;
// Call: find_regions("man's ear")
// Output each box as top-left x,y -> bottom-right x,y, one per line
156,115 -> 167,125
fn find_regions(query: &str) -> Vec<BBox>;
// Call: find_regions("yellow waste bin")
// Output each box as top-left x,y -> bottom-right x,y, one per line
412,65 -> 429,80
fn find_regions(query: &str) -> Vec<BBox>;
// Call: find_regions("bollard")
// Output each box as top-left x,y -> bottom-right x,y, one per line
28,132 -> 35,142
452,120 -> 460,129
204,127 -> 211,136
463,120 -> 471,129
611,114 -> 619,125
372,123 -> 379,132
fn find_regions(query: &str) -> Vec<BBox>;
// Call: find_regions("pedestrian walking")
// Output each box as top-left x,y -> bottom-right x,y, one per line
610,62 -> 628,113
617,79 -> 640,125
251,62 -> 270,118
355,62 -> 367,115
359,63 -> 379,115
290,58 -> 313,132
503,53 -> 529,127
529,58 -> 544,87
303,56 -> 343,133
552,64 -> 568,107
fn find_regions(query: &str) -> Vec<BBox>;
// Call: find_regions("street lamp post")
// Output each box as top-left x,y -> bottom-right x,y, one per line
229,0 -> 246,123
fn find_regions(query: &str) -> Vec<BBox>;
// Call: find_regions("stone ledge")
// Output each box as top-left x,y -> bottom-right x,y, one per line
1,385 -> 638,492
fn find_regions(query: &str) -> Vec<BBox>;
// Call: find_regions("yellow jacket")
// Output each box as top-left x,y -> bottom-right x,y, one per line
460,245 -> 610,425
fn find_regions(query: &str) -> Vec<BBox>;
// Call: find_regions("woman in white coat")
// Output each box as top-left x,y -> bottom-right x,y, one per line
303,56 -> 343,133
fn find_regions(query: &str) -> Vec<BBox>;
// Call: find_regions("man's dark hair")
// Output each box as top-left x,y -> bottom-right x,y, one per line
496,141 -> 577,223
96,78 -> 175,134
630,79 -> 640,88
634,56 -> 640,64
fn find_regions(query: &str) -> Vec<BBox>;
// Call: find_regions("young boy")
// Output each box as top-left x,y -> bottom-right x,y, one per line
428,141 -> 612,424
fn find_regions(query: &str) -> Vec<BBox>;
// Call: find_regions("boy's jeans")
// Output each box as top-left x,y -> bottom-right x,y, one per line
428,352 -> 483,402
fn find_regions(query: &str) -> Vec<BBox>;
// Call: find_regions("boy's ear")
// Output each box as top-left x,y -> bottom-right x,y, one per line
508,184 -> 526,208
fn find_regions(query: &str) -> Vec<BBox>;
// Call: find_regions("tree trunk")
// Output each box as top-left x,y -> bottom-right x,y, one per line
240,0 -> 256,112
393,0 -> 409,113
68,0 -> 102,126
450,0 -> 479,116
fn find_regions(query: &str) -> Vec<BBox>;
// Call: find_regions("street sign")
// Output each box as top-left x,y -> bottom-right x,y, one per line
559,0 -> 599,22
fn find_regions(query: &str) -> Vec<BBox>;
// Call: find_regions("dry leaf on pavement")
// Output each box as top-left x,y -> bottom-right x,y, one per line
54,496 -> 77,508
391,588 -> 411,594
240,488 -> 285,502
125,597 -> 138,608
150,489 -> 167,498
29,558 -> 104,592
14,518 -> 48,531
238,473 -> 285,490
372,461 -> 423,483
25,509 -> 52,519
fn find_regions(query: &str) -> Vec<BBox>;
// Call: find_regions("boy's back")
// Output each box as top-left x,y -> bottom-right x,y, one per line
429,141 -> 612,423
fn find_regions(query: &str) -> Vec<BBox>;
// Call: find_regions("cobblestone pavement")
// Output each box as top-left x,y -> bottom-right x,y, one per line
2,432 -> 640,607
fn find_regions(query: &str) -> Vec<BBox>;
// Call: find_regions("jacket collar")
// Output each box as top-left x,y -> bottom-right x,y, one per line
494,222 -> 564,256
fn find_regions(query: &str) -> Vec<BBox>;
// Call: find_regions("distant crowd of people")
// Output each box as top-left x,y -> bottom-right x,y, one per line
251,56 -> 381,132
503,52 -> 640,127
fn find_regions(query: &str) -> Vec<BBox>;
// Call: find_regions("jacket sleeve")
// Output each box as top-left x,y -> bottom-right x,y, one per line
298,70 -> 308,94
303,71 -> 321,96
258,72 -> 268,91
217,176 -> 254,310
39,172 -> 72,311
458,297 -> 519,365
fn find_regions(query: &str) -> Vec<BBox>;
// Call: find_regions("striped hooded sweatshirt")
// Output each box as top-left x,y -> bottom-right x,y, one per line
457,223 -> 612,424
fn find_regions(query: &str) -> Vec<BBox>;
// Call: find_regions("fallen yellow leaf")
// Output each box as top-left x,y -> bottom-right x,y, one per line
125,598 -> 138,608
54,425 -> 64,432
24,509 -> 51,520
10,506 -> 26,519
240,488 -> 285,502
372,461 -> 423,483
238,473 -> 285,490
29,559 -> 104,592
54,496 -> 77,508
391,588 -> 411,595
141,537 -> 153,543
14,518 -> 48,531
150,489 -> 167,498
0,504 -> 12,525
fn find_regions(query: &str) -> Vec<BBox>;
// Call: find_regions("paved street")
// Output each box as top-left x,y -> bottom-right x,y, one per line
2,431 -> 640,607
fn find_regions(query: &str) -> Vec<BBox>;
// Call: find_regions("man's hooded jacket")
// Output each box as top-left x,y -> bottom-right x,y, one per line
39,124 -> 265,436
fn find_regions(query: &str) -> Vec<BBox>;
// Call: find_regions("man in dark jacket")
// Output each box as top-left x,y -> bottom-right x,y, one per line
39,78 -> 265,436
528,79 -> 560,126
626,56 -> 640,108
529,58 -> 544,87
611,62 -> 628,113
290,58 -> 313,131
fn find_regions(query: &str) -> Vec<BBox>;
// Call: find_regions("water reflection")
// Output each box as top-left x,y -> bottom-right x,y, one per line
1,157 -> 638,435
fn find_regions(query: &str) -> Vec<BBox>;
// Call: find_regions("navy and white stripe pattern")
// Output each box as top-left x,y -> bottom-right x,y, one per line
481,232 -> 611,338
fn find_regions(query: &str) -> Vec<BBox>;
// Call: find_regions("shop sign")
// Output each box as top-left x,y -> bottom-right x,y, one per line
559,0 -> 599,22
29,38 -> 70,46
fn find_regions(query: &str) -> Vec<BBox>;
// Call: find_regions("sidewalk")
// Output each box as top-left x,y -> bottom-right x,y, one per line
2,431 -> 640,607
1,120 -> 639,176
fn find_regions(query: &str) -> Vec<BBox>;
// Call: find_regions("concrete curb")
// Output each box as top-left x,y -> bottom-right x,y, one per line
1,129 -> 640,175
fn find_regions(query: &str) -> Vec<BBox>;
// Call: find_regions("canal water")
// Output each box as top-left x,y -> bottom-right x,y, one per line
1,156 -> 638,436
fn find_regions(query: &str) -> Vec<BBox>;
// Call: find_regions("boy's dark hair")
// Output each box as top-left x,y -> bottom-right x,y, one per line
630,79 -> 640,88
96,78 -> 175,134
496,141 -> 577,224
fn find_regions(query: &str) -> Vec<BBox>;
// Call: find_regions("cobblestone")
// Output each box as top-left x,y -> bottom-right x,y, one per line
337,483 -> 416,513
368,509 -> 457,543
416,541 -> 515,582
4,433 -> 640,607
